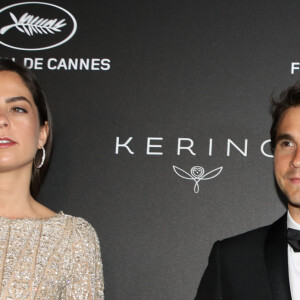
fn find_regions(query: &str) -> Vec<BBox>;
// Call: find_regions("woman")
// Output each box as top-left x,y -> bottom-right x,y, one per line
0,59 -> 104,299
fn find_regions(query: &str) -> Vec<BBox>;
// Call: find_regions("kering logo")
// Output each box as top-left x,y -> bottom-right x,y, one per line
173,165 -> 223,193
0,2 -> 77,51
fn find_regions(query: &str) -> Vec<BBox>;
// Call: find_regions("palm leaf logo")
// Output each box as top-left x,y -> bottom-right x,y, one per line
173,165 -> 223,193
0,12 -> 66,35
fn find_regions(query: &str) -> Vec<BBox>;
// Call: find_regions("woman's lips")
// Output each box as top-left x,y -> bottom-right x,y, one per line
0,138 -> 16,148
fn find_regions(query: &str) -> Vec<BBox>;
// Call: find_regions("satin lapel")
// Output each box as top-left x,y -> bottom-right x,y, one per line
265,213 -> 291,300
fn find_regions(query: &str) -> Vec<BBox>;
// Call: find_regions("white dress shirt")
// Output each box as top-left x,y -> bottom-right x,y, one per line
287,211 -> 300,300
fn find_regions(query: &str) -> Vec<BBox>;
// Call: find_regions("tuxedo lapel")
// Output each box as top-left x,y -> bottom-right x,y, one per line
265,213 -> 292,300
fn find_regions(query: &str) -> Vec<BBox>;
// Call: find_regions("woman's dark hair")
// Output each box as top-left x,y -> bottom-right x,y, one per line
270,81 -> 300,153
0,58 -> 53,198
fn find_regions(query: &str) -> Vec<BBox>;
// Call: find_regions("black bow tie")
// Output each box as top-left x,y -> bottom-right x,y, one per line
287,228 -> 300,252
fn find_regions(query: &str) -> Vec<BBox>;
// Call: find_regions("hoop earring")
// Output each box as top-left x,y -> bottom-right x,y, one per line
34,146 -> 46,169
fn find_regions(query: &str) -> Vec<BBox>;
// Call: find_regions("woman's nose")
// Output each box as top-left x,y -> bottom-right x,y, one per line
0,112 -> 10,129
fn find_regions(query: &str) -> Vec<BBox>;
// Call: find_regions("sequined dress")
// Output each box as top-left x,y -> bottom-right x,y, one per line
0,211 -> 104,299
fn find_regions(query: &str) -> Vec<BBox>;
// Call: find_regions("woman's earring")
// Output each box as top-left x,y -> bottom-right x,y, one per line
34,146 -> 46,169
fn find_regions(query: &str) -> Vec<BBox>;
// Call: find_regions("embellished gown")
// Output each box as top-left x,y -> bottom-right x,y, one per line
0,211 -> 104,299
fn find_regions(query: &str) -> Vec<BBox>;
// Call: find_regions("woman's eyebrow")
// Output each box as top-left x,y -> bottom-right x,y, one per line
5,96 -> 33,107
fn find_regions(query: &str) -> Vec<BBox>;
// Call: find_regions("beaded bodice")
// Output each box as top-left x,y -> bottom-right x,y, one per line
0,212 -> 104,299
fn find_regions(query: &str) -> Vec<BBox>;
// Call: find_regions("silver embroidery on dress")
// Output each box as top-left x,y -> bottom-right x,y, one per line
0,212 -> 104,299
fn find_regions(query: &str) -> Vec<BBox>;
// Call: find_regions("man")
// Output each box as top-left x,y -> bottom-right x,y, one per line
194,82 -> 300,300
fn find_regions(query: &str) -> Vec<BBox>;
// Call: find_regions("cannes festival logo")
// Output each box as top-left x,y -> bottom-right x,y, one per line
0,2 -> 77,51
173,165 -> 223,193
0,12 -> 66,36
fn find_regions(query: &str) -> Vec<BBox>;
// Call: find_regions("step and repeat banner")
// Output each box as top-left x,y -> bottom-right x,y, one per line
0,0 -> 298,299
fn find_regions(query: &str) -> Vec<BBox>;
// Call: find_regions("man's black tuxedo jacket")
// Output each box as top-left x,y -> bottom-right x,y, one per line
195,214 -> 292,300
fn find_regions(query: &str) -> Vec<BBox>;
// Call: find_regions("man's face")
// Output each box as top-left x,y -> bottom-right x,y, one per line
274,106 -> 300,207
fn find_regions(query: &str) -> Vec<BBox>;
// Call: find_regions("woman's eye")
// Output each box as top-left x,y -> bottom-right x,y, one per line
12,107 -> 27,113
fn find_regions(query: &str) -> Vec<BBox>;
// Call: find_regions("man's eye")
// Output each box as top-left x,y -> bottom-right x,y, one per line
281,141 -> 294,147
12,107 -> 27,113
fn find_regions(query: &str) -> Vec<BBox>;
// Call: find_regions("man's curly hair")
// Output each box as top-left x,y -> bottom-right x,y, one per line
270,82 -> 300,152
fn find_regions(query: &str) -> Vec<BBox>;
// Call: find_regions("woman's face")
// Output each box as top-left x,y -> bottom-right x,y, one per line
0,71 -> 48,172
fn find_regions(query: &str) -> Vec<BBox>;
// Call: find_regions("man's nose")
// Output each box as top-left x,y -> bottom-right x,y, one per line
290,147 -> 300,168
